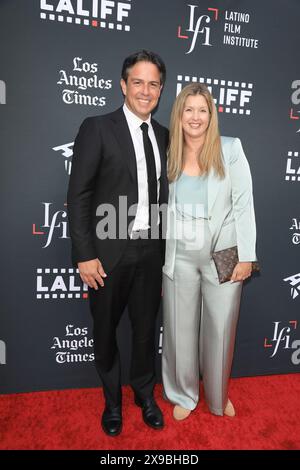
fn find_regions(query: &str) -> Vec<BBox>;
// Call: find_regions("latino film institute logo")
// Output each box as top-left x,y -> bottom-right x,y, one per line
57,57 -> 112,107
33,202 -> 69,248
51,324 -> 94,364
290,79 -> 300,132
40,0 -> 132,32
177,74 -> 253,116
264,321 -> 300,365
177,3 -> 260,54
283,272 -> 300,300
36,268 -> 88,300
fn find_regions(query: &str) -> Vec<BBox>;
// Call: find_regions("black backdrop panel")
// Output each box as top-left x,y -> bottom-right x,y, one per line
0,0 -> 299,393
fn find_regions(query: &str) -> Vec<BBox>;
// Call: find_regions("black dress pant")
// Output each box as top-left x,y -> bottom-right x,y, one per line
88,237 -> 163,408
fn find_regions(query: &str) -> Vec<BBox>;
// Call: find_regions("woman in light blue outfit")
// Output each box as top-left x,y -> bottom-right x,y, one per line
162,83 -> 257,420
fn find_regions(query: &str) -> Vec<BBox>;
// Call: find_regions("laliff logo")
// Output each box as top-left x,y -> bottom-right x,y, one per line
51,324 -> 94,364
40,0 -> 132,32
290,80 -> 300,132
36,268 -> 88,300
0,340 -> 6,365
290,218 -> 300,245
53,142 -> 74,175
0,80 -> 6,104
57,57 -> 112,107
283,273 -> 300,300
32,202 -> 69,248
177,74 -> 253,116
264,321 -> 300,365
284,150 -> 300,182
178,4 -> 259,54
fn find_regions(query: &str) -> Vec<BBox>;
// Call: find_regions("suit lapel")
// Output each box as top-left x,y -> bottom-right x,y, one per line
110,107 -> 138,183
152,119 -> 168,204
110,109 -> 168,199
152,120 -> 167,180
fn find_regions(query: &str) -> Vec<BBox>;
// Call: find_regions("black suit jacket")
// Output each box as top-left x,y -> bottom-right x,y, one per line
67,107 -> 169,273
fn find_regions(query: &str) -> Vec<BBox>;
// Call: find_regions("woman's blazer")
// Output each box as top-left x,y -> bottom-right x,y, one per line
163,136 -> 257,280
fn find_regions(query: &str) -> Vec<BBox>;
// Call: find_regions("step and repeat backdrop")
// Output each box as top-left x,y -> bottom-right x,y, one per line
1,0 -> 299,394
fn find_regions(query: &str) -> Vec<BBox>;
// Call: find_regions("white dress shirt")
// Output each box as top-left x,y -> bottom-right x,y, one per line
123,103 -> 161,231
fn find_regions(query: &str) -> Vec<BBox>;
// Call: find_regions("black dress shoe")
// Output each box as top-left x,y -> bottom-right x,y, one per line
101,406 -> 122,436
135,396 -> 164,429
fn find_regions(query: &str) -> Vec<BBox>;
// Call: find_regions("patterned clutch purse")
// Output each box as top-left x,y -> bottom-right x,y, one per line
212,246 -> 260,284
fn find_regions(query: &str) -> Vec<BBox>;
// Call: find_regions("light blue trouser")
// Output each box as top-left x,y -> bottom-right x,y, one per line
162,219 -> 242,415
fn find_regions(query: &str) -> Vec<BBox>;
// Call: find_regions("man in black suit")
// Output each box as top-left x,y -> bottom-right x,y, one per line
67,51 -> 168,436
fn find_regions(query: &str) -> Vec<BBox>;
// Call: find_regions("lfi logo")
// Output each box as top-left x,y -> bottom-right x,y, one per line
32,202 -> 69,248
264,321 -> 300,365
177,4 -> 219,54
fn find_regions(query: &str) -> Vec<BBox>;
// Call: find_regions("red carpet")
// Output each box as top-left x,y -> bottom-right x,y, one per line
0,374 -> 299,450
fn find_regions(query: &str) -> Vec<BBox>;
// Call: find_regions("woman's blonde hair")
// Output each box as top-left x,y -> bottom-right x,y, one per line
168,83 -> 225,181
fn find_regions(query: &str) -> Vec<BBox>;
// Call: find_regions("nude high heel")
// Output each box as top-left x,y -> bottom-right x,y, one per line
173,405 -> 191,420
224,399 -> 235,417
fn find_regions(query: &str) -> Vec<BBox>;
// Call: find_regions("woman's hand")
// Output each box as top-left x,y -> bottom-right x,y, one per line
230,262 -> 252,283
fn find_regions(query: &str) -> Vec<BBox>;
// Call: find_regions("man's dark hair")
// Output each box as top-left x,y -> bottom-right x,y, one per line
121,50 -> 166,86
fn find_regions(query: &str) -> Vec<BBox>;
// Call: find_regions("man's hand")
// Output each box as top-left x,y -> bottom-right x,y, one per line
231,262 -> 252,283
78,258 -> 107,289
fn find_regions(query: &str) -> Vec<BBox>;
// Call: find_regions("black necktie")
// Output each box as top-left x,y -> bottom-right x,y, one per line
140,122 -> 158,227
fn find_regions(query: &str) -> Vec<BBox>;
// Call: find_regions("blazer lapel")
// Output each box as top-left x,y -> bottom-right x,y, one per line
207,169 -> 221,216
110,107 -> 138,183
